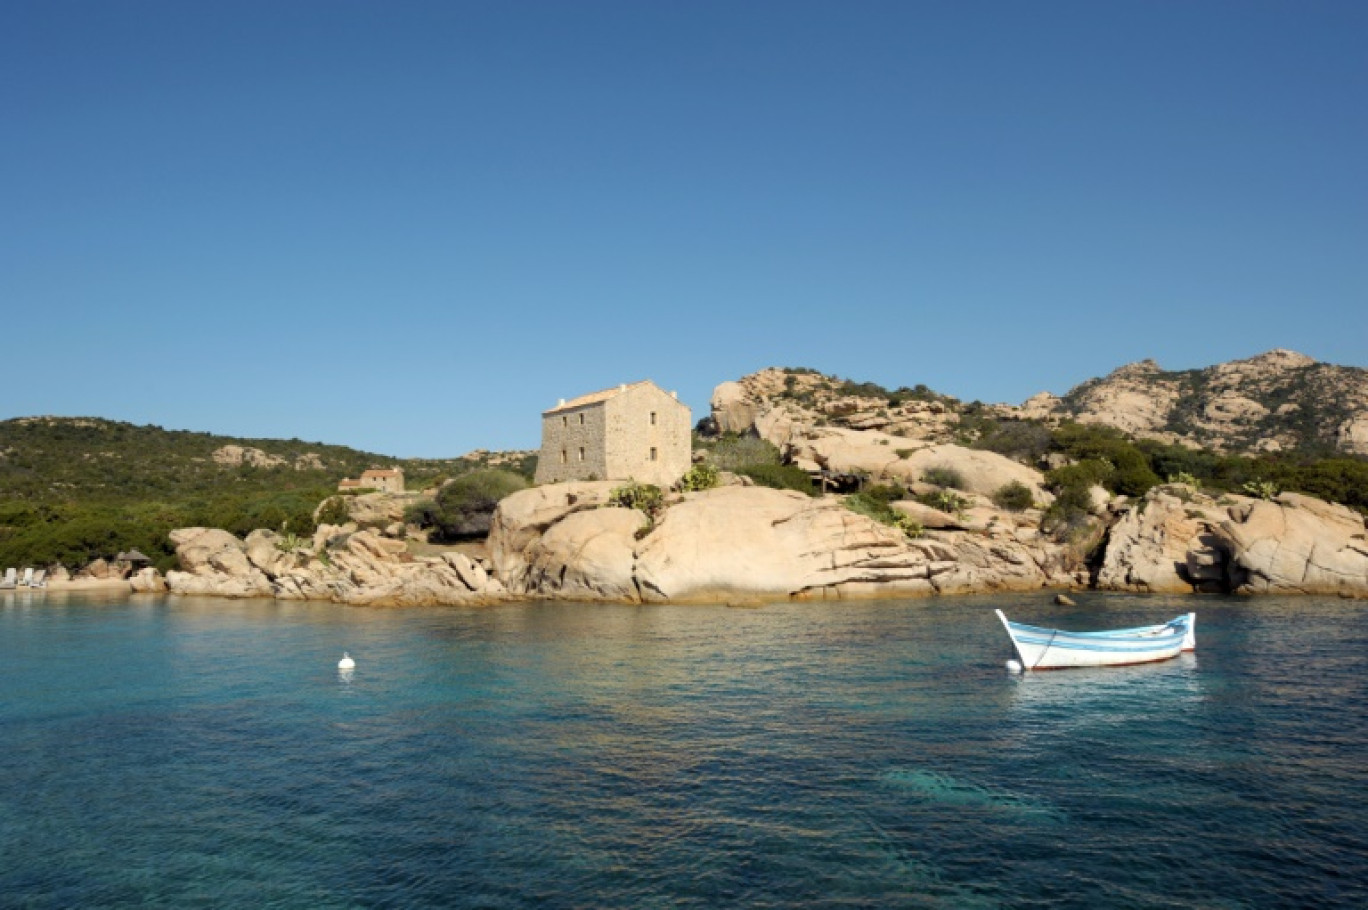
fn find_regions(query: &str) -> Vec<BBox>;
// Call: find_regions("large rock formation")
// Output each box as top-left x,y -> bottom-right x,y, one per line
707,351 -> 1368,458
784,432 -> 1052,503
166,528 -> 276,598
1096,486 -> 1244,594
323,491 -> 423,528
160,478 -> 1366,605
489,484 -> 1078,602
164,525 -> 504,606
1218,493 -> 1368,597
211,445 -> 326,471
1056,350 -> 1368,454
1096,487 -> 1368,598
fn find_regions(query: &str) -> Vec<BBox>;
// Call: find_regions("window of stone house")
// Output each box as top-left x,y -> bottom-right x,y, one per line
579,413 -> 585,425
650,447 -> 658,461
650,411 -> 657,426
578,447 -> 585,462
561,449 -> 567,464
562,415 -> 567,427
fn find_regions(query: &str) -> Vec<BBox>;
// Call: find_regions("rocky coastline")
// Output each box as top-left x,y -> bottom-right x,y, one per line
96,476 -> 1364,606
32,355 -> 1368,608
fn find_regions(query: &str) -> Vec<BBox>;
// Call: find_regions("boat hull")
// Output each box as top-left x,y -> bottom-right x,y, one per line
997,610 -> 1195,670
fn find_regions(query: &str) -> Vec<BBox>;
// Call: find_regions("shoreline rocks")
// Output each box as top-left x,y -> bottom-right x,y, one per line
136,481 -> 1367,607
491,484 -> 1078,603
163,525 -> 504,606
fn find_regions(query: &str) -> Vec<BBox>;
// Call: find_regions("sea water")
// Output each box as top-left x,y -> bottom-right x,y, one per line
1,590 -> 1365,908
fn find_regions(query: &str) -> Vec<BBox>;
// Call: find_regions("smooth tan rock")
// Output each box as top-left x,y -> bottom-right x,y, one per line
130,567 -> 168,594
337,492 -> 420,527
785,433 -> 1052,503
1095,490 -> 1235,593
710,380 -> 759,435
509,507 -> 646,600
892,500 -> 964,530
1216,493 -> 1368,596
488,481 -> 622,581
634,486 -> 938,601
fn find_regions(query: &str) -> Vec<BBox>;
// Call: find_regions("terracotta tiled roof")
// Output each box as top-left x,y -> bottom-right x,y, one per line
545,381 -> 657,414
360,469 -> 402,479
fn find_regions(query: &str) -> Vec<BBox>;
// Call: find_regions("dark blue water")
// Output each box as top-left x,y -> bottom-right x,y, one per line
2,590 -> 1365,908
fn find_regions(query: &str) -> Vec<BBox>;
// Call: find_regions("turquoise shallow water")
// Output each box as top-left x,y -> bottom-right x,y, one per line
2,590 -> 1366,908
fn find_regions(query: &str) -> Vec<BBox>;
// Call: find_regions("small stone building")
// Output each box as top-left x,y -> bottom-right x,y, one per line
338,467 -> 405,494
535,381 -> 691,487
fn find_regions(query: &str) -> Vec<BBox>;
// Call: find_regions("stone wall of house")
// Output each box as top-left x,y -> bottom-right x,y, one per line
535,403 -> 610,483
534,382 -> 691,486
603,384 -> 691,486
357,470 -> 405,494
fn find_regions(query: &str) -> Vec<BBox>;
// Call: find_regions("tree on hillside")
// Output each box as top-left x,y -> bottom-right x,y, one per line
406,469 -> 529,541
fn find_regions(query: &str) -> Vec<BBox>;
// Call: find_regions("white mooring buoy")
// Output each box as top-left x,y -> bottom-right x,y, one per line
338,652 -> 356,670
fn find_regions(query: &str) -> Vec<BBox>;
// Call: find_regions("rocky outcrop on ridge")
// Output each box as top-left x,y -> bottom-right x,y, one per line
211,445 -> 327,471
783,431 -> 1052,503
709,350 -> 1368,457
1040,349 -> 1368,454
709,368 -> 963,448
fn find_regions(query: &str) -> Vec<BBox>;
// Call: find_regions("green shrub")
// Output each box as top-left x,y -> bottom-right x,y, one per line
991,481 -> 1035,511
316,496 -> 351,527
1049,423 -> 1159,497
698,434 -> 783,471
1045,459 -> 1113,492
861,483 -> 907,504
917,489 -> 972,516
608,481 -> 666,518
970,419 -> 1054,463
921,465 -> 966,490
677,463 -> 720,492
1242,479 -> 1278,501
414,469 -> 529,542
607,482 -> 667,536
736,463 -> 816,495
844,492 -> 923,538
1041,483 -> 1095,541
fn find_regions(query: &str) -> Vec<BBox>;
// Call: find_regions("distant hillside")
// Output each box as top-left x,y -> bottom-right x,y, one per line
0,417 -> 535,503
708,351 -> 1368,458
1051,350 -> 1368,455
0,416 -> 535,570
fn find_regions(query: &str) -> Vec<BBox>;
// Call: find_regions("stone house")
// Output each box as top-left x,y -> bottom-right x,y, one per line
535,381 -> 691,487
338,467 -> 405,494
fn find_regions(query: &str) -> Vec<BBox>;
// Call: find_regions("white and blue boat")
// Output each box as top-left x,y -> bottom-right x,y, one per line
997,609 -> 1195,671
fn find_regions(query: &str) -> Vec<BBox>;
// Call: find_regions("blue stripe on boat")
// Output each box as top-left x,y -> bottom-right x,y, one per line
1008,636 -> 1182,653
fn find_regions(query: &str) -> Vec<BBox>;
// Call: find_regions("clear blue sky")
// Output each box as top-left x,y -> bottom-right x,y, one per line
3,1 -> 1364,457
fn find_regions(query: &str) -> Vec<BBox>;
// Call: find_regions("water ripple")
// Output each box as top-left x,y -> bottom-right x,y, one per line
2,593 -> 1366,907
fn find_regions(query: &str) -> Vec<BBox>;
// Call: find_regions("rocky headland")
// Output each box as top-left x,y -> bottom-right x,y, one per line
149,469 -> 1368,607
57,349 -> 1366,606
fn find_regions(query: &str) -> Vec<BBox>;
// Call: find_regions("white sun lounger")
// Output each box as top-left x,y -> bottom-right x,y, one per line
20,568 -> 34,587
0,568 -> 16,589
